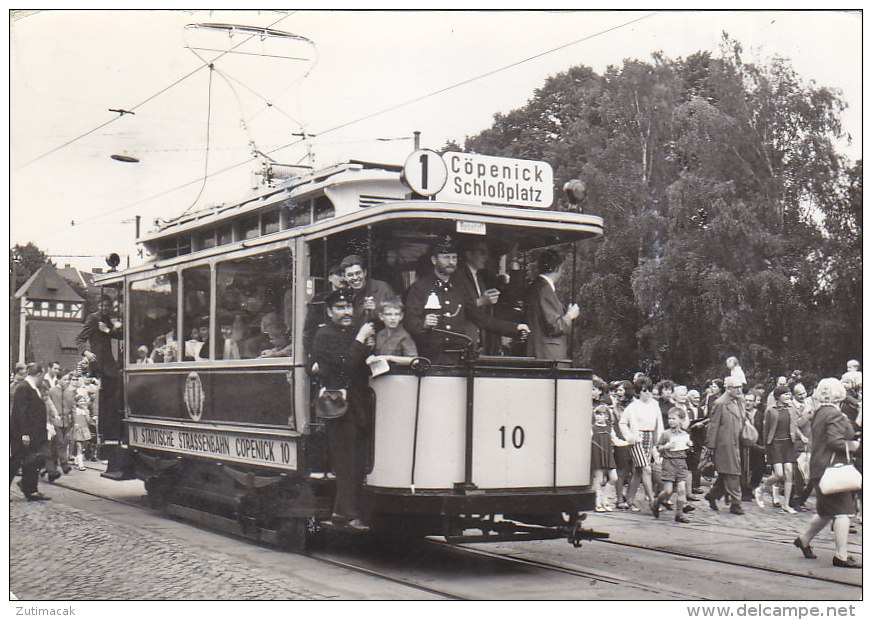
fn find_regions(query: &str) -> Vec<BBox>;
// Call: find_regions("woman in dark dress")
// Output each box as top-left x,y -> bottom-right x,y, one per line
755,386 -> 800,513
793,378 -> 861,568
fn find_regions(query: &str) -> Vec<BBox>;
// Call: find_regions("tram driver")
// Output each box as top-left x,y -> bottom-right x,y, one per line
404,235 -> 530,365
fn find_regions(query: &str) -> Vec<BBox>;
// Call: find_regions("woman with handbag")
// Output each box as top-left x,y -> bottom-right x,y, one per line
793,378 -> 861,568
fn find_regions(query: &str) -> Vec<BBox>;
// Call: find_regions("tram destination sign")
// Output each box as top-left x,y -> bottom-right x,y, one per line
436,152 -> 553,209
128,421 -> 297,470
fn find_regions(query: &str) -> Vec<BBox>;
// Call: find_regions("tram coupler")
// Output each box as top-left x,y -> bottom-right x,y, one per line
565,513 -> 609,548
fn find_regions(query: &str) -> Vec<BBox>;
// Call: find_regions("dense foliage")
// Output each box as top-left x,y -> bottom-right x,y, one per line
464,37 -> 861,387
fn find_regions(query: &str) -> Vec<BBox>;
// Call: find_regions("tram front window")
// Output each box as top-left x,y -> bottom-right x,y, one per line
129,273 -> 178,364
182,266 -> 211,361
215,249 -> 293,359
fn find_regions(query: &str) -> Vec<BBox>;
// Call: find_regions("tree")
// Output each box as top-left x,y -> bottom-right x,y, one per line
464,36 -> 858,386
10,242 -> 51,292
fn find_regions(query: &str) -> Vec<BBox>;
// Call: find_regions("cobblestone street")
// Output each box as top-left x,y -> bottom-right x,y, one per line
10,488 -> 326,600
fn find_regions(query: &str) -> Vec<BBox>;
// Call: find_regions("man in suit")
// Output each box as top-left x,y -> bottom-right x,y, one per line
458,239 -> 502,355
10,363 -> 51,501
704,375 -> 746,514
405,235 -> 529,365
524,249 -> 579,360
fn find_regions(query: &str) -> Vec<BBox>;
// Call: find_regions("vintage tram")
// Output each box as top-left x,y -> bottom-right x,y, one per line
94,150 -> 605,551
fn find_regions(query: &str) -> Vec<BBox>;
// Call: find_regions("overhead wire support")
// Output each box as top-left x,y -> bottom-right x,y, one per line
39,12 -> 655,233
13,12 -> 294,172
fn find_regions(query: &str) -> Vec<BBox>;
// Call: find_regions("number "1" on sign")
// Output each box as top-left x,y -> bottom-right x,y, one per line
402,149 -> 447,197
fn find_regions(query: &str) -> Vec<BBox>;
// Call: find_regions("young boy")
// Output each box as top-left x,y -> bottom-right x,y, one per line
374,298 -> 418,357
652,407 -> 693,523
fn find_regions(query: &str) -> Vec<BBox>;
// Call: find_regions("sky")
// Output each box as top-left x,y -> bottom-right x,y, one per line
8,9 -> 862,273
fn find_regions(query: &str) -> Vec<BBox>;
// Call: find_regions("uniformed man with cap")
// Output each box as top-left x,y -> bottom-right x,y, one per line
404,235 -> 529,365
309,288 -> 375,530
303,263 -> 347,356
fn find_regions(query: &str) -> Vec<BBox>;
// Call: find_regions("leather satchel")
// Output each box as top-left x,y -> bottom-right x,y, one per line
818,445 -> 862,495
315,388 -> 348,420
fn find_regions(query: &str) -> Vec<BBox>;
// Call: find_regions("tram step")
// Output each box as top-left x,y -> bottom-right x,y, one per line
166,503 -> 279,546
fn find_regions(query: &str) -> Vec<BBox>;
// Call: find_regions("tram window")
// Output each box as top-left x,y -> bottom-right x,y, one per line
261,210 -> 280,235
129,273 -> 178,364
198,230 -> 217,250
217,225 -> 233,246
215,249 -> 293,360
241,216 -> 260,240
182,266 -> 211,362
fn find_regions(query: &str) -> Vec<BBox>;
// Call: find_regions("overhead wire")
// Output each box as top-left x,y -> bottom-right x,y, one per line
34,11 -> 657,235
176,65 -> 215,218
13,11 -> 294,172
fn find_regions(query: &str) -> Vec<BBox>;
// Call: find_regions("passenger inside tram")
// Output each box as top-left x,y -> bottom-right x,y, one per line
306,226 -> 534,365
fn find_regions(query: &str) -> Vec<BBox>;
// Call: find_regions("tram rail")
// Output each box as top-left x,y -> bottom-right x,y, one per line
43,467 -> 861,600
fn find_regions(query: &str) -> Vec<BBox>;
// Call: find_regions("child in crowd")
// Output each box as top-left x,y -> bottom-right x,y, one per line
374,298 -> 418,357
591,404 -> 619,511
652,407 -> 692,523
71,395 -> 92,471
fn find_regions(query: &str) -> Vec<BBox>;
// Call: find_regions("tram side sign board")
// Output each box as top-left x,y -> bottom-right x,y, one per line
128,421 -> 297,471
405,150 -> 554,208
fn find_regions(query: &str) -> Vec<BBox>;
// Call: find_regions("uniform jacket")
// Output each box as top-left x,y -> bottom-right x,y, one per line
76,311 -> 122,378
808,404 -> 856,480
405,272 -> 518,365
524,276 -> 573,360
10,381 -> 48,451
762,402 -> 802,445
705,391 -> 744,475
310,321 -> 373,426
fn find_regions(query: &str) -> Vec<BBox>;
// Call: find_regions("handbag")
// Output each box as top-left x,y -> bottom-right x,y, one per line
697,447 -> 714,477
315,387 -> 348,420
818,445 -> 862,495
740,416 -> 759,447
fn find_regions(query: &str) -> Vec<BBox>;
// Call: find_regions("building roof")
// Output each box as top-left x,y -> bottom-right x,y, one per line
57,265 -> 96,289
27,320 -> 84,372
14,263 -> 85,303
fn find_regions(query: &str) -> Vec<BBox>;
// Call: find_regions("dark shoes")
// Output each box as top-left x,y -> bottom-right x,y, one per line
705,493 -> 718,511
47,472 -> 61,483
683,504 -> 696,513
832,555 -> 861,569
26,492 -> 51,501
686,495 -> 701,502
794,537 -> 816,559
729,504 -> 745,515
674,513 -> 691,523
652,501 -> 660,519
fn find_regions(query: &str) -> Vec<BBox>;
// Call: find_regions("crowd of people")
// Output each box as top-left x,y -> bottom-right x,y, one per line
589,357 -> 862,568
10,360 -> 102,501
